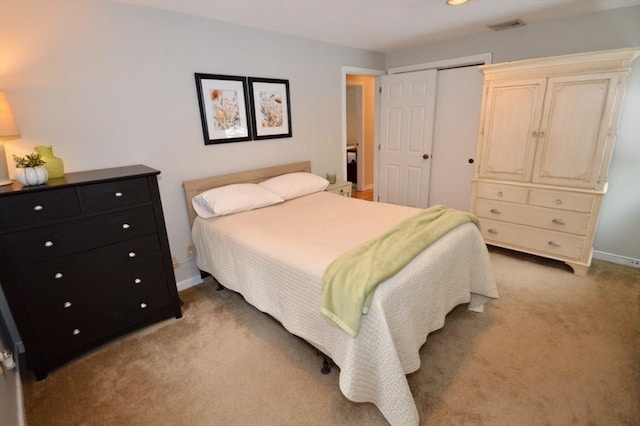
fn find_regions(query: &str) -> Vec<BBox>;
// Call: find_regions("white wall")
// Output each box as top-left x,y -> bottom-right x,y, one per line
0,1 -> 385,285
1,2 -> 637,292
387,6 -> 640,262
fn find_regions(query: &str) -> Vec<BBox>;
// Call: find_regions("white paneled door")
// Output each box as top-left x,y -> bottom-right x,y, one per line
378,69 -> 437,208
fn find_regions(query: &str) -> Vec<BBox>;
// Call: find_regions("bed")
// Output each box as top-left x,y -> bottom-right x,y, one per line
183,161 -> 498,426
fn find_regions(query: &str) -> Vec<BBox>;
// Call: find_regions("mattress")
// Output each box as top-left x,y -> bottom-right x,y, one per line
192,191 -> 498,425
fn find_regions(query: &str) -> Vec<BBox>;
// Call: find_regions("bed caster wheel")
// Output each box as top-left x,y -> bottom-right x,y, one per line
321,358 -> 332,375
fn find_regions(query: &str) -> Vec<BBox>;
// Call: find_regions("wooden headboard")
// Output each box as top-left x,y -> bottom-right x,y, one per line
182,161 -> 312,226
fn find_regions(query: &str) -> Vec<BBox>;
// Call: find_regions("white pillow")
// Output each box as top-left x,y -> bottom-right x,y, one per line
192,183 -> 284,218
259,172 -> 329,200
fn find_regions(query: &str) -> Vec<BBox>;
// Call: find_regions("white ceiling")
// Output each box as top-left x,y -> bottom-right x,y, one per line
118,0 -> 640,53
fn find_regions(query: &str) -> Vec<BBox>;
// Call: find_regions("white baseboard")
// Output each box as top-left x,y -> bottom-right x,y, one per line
16,362 -> 25,426
176,275 -> 204,292
593,250 -> 640,268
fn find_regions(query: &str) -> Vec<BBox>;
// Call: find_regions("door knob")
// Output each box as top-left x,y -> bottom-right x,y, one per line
422,153 -> 430,159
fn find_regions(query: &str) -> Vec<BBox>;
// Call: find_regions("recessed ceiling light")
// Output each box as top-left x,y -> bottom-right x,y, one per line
447,0 -> 469,5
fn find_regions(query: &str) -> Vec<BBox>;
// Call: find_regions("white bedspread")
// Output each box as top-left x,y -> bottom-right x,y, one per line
192,191 -> 498,425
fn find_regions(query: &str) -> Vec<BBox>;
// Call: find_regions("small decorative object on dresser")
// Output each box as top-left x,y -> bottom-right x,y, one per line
13,152 -> 48,186
34,145 -> 64,178
0,165 -> 182,379
326,180 -> 352,197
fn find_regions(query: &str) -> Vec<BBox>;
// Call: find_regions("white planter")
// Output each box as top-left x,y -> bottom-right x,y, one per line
16,166 -> 49,186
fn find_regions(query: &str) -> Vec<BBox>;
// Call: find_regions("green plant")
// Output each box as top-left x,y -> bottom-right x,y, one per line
13,152 -> 46,168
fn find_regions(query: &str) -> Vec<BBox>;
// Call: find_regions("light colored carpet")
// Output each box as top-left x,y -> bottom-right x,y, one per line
23,247 -> 640,425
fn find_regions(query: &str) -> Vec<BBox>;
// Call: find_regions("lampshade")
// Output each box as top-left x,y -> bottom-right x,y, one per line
0,91 -> 20,137
0,91 -> 20,186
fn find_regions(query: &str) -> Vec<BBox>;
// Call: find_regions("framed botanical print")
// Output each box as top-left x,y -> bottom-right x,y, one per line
194,73 -> 252,144
248,77 -> 292,140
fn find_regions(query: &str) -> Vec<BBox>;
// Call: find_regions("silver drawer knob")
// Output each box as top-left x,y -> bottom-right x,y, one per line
134,278 -> 142,284
497,191 -> 503,197
54,272 -> 63,279
122,223 -> 130,229
489,208 -> 501,214
63,301 -> 72,308
115,192 -> 123,197
72,329 -> 80,336
140,303 -> 147,309
555,199 -> 562,205
44,241 -> 54,248
33,205 -> 44,211
552,219 -> 566,225
128,252 -> 136,258
488,229 -> 498,234
548,241 -> 561,247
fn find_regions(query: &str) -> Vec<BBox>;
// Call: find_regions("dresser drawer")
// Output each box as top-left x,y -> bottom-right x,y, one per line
475,199 -> 591,235
475,182 -> 529,204
19,241 -> 165,301
528,189 -> 595,213
1,206 -> 158,265
31,281 -> 172,355
479,218 -> 586,260
0,188 -> 80,231
79,177 -> 151,212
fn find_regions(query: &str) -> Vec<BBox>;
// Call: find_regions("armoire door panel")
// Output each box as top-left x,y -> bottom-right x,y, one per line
533,73 -> 619,188
478,78 -> 546,181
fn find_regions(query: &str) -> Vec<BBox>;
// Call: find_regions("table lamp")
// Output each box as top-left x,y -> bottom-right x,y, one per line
0,91 -> 20,186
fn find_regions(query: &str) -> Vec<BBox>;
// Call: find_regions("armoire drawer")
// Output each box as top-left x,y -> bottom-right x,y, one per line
1,206 -> 158,265
0,187 -> 81,231
475,199 -> 591,235
475,182 -> 529,204
79,177 -> 151,212
479,218 -> 586,260
528,189 -> 595,213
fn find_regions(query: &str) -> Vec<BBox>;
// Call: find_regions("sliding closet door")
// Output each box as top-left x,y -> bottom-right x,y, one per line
429,66 -> 483,211
378,69 -> 437,208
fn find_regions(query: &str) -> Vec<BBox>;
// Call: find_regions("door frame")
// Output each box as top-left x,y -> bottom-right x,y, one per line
341,66 -> 385,190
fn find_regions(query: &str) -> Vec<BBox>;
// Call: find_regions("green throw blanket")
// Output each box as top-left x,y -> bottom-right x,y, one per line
320,205 -> 479,337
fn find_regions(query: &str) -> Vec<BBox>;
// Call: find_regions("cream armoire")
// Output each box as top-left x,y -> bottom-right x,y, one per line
470,48 -> 639,276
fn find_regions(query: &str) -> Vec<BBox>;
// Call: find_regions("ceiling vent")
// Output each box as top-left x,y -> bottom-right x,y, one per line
488,19 -> 526,31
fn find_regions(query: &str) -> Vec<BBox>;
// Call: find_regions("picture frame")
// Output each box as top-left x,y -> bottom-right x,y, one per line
194,73 -> 252,144
248,77 -> 292,140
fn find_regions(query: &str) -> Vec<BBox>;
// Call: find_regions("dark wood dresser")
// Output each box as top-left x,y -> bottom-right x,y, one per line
0,165 -> 182,379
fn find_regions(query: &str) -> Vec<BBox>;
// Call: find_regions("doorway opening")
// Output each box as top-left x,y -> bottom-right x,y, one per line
342,67 -> 384,198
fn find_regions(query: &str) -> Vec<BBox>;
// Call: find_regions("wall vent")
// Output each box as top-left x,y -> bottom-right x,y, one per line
488,19 -> 525,31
